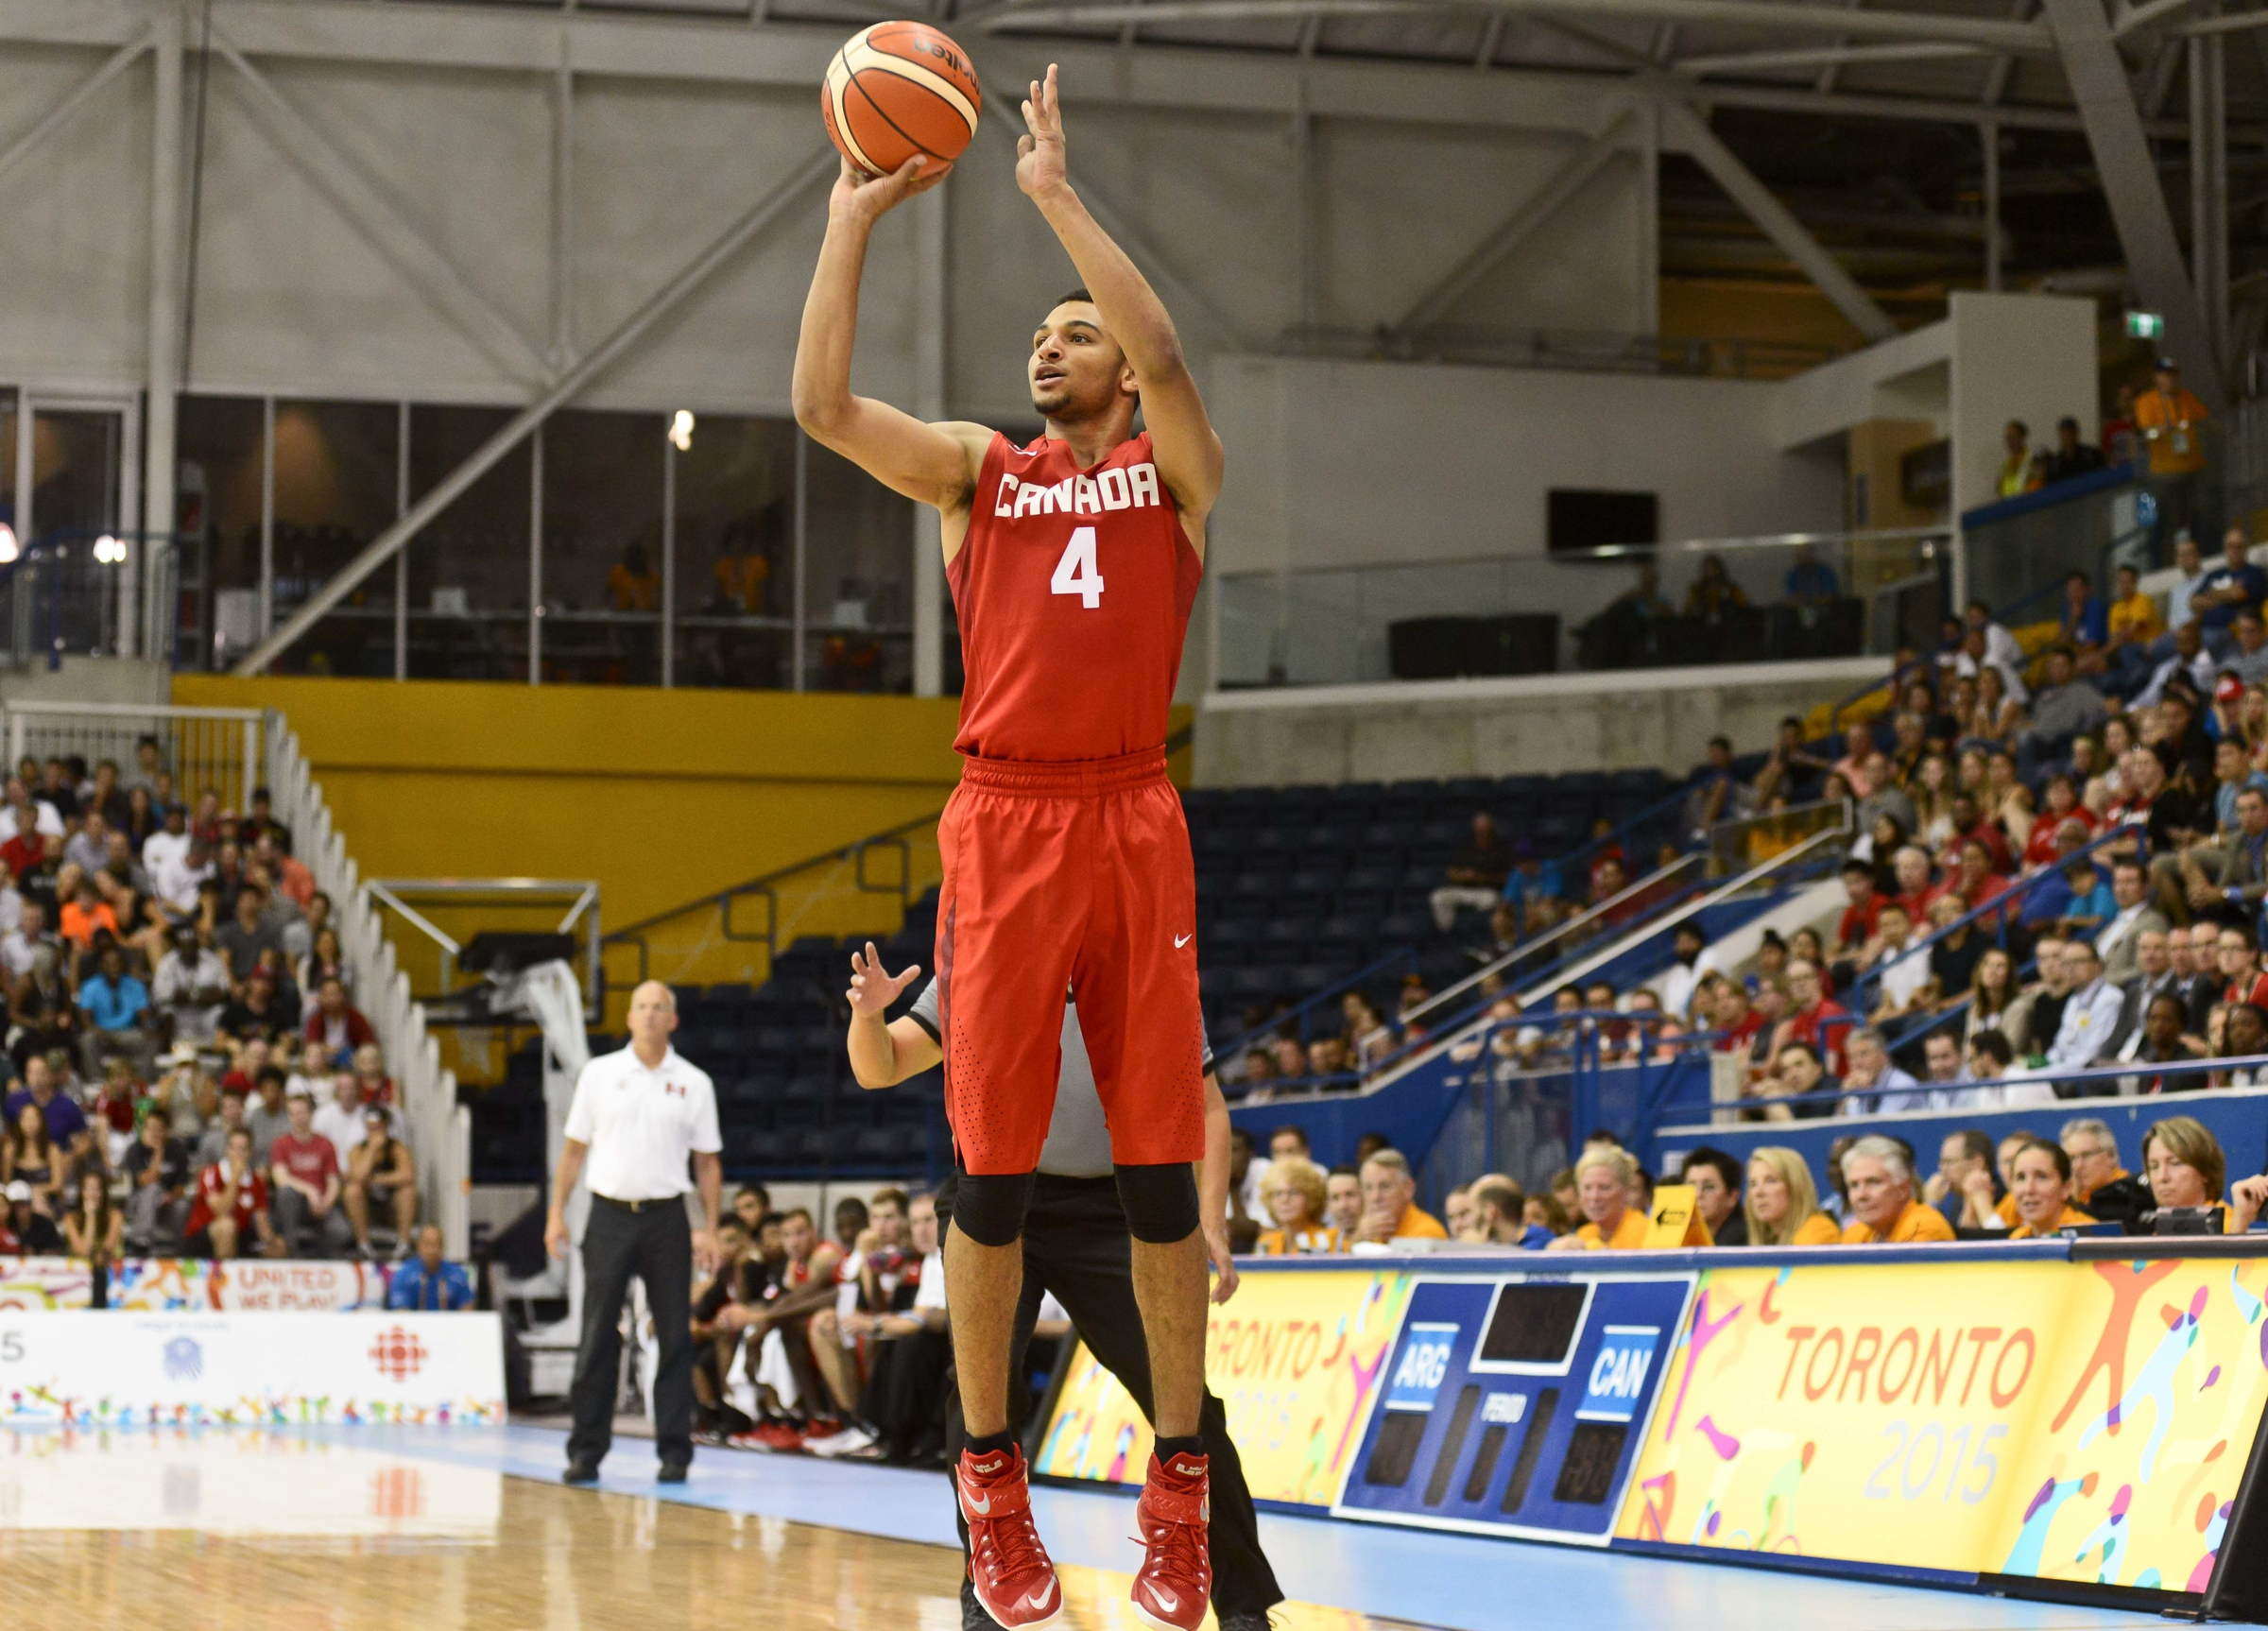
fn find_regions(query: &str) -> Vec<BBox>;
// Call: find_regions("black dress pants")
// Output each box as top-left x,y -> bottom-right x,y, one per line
568,1195 -> 696,1468
941,1173 -> 1283,1619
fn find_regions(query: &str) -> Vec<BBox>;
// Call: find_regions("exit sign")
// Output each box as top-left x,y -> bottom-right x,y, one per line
2126,310 -> 2165,339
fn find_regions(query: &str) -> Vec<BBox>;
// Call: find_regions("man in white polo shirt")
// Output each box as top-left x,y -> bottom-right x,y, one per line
544,981 -> 722,1485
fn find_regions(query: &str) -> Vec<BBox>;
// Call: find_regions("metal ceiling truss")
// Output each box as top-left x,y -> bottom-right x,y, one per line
0,0 -> 2241,669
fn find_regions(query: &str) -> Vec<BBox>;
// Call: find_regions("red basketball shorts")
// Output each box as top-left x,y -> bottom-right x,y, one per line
933,747 -> 1206,1176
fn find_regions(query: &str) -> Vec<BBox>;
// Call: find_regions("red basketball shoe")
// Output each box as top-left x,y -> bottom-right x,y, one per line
1130,1451 -> 1211,1631
957,1445 -> 1064,1630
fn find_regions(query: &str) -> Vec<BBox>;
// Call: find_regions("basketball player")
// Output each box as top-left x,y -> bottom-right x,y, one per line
794,63 -> 1222,1631
845,945 -> 1283,1631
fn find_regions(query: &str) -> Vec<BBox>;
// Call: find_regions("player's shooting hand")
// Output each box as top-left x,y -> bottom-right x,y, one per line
1015,63 -> 1069,199
830,154 -> 950,227
848,942 -> 920,1016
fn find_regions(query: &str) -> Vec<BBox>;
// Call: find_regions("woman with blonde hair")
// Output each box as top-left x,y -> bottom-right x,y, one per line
1963,946 -> 2033,1046
1966,669 -> 2018,751
1546,1144 -> 1648,1251
1253,1157 -> 1344,1255
1742,1146 -> 1840,1245
1911,753 -> 1957,850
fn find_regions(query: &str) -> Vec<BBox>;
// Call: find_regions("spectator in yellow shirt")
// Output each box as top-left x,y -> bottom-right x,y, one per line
2136,359 -> 2209,476
2004,1139 -> 2094,1240
607,542 -> 661,612
1349,1150 -> 1447,1245
1253,1157 -> 1345,1255
2143,1115 -> 2266,1234
1838,1135 -> 1958,1244
1997,419 -> 2031,499
1548,1145 -> 1651,1251
1742,1146 -> 1843,1246
2086,562 -> 2165,696
710,517 -> 771,614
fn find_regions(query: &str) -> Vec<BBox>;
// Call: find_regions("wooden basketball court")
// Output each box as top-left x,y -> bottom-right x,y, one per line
0,1420 -> 2204,1631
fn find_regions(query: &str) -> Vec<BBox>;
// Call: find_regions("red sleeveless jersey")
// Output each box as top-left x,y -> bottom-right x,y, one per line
950,430 -> 1203,763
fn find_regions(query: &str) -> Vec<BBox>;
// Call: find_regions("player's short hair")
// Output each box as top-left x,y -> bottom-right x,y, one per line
1055,286 -> 1096,310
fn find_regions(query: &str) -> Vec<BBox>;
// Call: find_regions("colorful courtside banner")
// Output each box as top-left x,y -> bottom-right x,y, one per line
0,1311 -> 505,1425
1041,1249 -> 2268,1605
1612,1253 -> 2268,1597
1035,1268 -> 1414,1505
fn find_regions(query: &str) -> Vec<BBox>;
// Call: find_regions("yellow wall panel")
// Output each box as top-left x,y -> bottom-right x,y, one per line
172,677 -> 1191,1022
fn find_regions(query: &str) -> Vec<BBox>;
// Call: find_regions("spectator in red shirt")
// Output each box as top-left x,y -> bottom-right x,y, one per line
186,1125 -> 278,1260
1950,838 -> 2011,911
267,1093 -> 352,1257
1834,862 -> 1883,957
1779,958 -> 1851,1075
2025,775 -> 2096,868
189,788 -> 224,848
352,1042 -> 396,1107
0,816 -> 43,883
1946,793 -> 2014,874
1831,721 -> 1877,798
250,833 -> 316,911
304,976 -> 375,1060
1709,976 -> 1765,1056
2216,924 -> 2268,1009
1891,845 -> 1943,924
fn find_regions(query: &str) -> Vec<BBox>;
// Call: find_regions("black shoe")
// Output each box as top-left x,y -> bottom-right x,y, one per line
959,1577 -> 1002,1631
562,1459 -> 600,1485
658,1461 -> 689,1485
1217,1614 -> 1275,1631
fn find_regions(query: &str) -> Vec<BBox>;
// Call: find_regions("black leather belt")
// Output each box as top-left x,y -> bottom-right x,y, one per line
593,1193 -> 676,1213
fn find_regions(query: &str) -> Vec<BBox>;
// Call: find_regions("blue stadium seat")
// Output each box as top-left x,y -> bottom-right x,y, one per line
1263,916 -> 1320,949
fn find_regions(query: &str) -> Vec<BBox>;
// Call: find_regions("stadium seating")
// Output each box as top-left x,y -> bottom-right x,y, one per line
572,764 -> 1692,1179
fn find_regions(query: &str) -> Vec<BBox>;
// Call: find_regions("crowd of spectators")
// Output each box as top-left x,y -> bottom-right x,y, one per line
683,1180 -> 969,1464
0,742 -> 417,1285
1227,1111 -> 2262,1259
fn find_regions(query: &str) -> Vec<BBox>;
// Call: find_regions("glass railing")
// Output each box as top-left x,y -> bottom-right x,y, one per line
1212,527 -> 1948,690
1959,465 -> 2152,612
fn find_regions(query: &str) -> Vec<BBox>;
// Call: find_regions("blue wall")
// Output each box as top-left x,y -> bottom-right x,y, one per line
1644,1088 -> 2268,1193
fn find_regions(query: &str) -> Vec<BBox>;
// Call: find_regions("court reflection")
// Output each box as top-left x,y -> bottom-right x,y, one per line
0,1427 -> 1432,1631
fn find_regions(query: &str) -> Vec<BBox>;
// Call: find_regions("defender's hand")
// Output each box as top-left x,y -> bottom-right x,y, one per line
1016,64 -> 1068,198
848,942 -> 920,1017
830,155 -> 949,228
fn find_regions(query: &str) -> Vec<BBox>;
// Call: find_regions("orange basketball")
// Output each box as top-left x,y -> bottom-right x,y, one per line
822,23 -> 982,180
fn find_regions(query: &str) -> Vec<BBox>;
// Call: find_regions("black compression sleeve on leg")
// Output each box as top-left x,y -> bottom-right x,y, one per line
1113,1161 -> 1200,1244
952,1169 -> 1036,1248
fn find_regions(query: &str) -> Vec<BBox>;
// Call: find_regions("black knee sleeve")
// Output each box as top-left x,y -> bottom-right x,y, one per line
952,1169 -> 1035,1248
1114,1161 -> 1200,1244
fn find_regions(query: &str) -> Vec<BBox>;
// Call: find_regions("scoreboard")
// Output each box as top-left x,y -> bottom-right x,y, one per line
1332,1270 -> 1694,1542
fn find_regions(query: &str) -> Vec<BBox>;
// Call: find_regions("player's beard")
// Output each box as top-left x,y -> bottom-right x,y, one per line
1031,372 -> 1122,425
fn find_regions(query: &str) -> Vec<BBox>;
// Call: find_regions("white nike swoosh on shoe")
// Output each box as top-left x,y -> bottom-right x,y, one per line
967,1492 -> 991,1516
1149,1588 -> 1179,1613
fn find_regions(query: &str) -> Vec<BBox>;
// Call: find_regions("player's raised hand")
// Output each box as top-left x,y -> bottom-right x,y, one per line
830,153 -> 950,227
1015,63 -> 1068,198
847,940 -> 920,1016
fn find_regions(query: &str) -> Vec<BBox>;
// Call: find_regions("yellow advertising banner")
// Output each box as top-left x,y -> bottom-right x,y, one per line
1034,1268 -> 1413,1507
1613,1254 -> 2268,1595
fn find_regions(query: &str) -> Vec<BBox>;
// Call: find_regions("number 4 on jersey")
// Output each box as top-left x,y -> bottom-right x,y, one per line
1050,525 -> 1105,609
